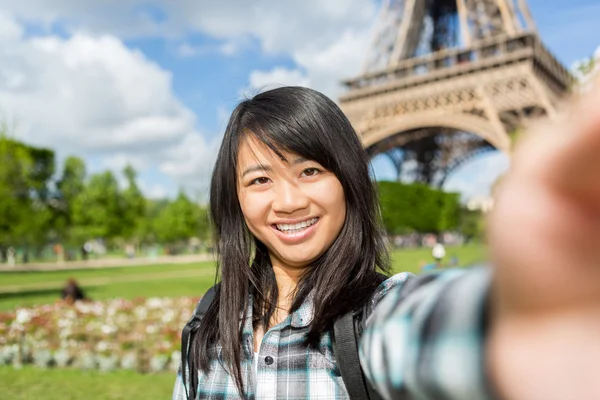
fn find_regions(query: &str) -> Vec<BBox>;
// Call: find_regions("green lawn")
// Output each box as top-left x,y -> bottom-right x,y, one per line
0,366 -> 175,400
390,243 -> 487,274
0,261 -> 217,312
0,244 -> 487,312
0,262 -> 209,287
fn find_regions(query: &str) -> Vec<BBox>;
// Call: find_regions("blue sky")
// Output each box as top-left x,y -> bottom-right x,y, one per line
0,0 -> 598,201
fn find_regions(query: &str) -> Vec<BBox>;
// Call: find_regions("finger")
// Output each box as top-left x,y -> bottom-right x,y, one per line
543,75 -> 600,204
489,76 -> 600,312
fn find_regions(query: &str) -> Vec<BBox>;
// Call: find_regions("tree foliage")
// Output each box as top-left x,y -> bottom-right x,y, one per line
0,135 -> 55,251
377,181 -> 460,234
458,207 -> 486,242
153,192 -> 208,244
71,171 -> 123,241
0,136 -> 210,259
120,165 -> 146,240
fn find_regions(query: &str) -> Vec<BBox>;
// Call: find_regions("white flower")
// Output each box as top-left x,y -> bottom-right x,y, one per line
134,307 -> 147,319
101,324 -> 117,335
161,310 -> 175,324
15,309 -> 32,324
96,341 -> 109,352
146,297 -> 165,309
146,325 -> 158,334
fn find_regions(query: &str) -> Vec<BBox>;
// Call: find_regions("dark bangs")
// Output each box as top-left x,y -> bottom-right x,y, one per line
232,86 -> 365,188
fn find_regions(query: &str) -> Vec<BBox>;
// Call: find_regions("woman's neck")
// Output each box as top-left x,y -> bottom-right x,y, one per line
271,263 -> 303,311
253,260 -> 306,351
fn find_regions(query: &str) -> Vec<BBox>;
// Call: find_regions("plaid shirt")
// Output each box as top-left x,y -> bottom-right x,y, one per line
360,267 -> 494,400
172,273 -> 409,400
173,268 -> 493,399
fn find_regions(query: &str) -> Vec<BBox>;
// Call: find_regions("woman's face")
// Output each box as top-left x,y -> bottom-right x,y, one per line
236,136 -> 346,271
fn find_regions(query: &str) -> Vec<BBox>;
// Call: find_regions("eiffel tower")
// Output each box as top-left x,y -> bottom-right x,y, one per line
339,0 -> 573,186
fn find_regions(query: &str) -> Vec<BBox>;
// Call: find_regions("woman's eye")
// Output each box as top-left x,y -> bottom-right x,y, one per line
301,168 -> 320,177
250,177 -> 270,186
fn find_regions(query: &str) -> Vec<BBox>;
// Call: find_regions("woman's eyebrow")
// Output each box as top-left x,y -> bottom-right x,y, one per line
241,164 -> 271,178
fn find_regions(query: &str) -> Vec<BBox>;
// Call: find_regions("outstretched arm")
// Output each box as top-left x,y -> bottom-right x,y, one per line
487,77 -> 600,399
361,77 -> 600,400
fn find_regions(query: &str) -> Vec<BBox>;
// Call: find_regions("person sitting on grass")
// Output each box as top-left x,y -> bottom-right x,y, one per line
60,278 -> 86,304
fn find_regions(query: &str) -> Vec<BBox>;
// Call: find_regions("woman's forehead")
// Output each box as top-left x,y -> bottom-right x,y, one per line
237,135 -> 304,167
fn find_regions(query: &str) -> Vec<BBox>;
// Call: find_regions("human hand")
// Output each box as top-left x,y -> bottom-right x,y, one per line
487,76 -> 600,400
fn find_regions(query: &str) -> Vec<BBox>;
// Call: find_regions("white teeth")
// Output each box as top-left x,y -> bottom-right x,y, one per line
276,217 -> 318,232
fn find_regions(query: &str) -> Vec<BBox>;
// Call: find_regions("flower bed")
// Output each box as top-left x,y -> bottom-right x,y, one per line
0,296 -> 200,373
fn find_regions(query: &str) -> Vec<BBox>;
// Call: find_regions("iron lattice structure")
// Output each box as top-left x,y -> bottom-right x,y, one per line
339,0 -> 572,186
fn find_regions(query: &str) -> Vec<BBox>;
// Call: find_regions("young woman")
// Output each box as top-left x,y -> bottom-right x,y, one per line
174,80 -> 600,399
173,85 -> 405,400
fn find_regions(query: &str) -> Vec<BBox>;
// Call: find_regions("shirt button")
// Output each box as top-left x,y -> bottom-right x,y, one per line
264,356 -> 274,365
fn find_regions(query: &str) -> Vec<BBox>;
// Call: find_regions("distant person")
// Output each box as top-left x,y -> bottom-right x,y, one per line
53,243 -> 65,263
81,244 -> 88,260
421,243 -> 446,272
6,247 -> 16,267
125,244 -> 135,259
61,278 -> 86,304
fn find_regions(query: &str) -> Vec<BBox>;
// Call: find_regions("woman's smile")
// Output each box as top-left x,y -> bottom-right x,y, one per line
272,217 -> 320,243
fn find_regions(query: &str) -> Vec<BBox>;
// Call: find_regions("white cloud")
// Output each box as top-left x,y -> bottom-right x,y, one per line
443,152 -> 510,201
173,0 -> 377,55
139,180 -> 169,199
0,0 -> 377,48
0,9 -> 23,39
220,41 -> 239,56
0,0 -> 166,38
3,1 -> 378,98
159,131 -> 221,196
2,31 -> 193,152
176,42 -> 202,58
174,40 -> 239,58
245,24 -> 373,99
246,67 -> 310,94
0,11 -> 215,197
292,29 -> 372,97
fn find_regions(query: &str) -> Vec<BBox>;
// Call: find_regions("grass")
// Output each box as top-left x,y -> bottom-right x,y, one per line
0,262 -> 217,312
0,366 -> 175,400
390,243 -> 487,274
0,244 -> 487,312
1,244 -> 487,399
0,262 -> 209,287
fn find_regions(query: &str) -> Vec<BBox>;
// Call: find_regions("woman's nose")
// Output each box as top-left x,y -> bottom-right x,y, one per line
272,181 -> 310,213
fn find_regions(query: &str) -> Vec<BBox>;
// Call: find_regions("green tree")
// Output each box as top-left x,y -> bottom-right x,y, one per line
57,157 -> 86,205
0,134 -> 56,258
458,207 -> 486,242
71,171 -> 123,242
55,156 -> 87,244
139,198 -> 170,244
152,192 -> 206,247
120,165 -> 145,241
0,136 -> 34,248
377,181 -> 461,235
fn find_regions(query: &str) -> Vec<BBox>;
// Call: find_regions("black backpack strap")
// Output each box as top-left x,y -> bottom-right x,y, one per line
334,273 -> 434,400
181,284 -> 219,400
334,310 -> 372,400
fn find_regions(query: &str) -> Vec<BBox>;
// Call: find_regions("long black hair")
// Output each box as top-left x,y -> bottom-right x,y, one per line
191,86 -> 390,397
